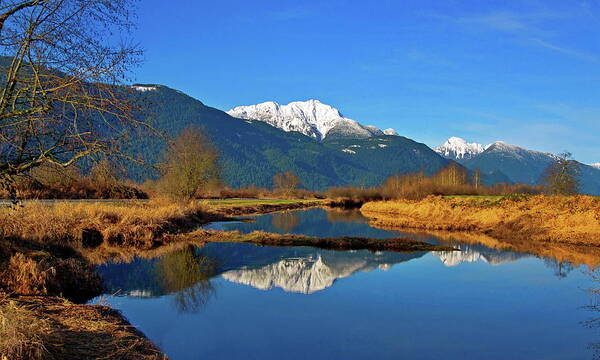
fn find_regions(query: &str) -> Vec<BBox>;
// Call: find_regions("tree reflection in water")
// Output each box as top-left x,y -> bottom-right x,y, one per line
543,258 -> 575,278
155,245 -> 216,313
271,212 -> 300,232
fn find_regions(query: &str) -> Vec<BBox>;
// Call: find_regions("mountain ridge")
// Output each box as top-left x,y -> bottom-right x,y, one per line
227,100 -> 397,142
435,136 -> 600,194
124,85 -> 450,190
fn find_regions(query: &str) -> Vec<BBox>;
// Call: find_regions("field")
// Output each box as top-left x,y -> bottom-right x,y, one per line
0,198 -> 322,359
362,195 -> 600,246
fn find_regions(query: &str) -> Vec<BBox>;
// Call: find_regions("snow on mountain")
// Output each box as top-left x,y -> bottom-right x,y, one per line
383,128 -> 399,136
433,245 -> 528,267
434,137 -> 485,161
590,163 -> 600,169
131,84 -> 158,92
227,100 -> 397,141
220,255 -> 374,294
483,141 -> 559,160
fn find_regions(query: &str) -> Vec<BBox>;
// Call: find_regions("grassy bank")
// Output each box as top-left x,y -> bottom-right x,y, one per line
184,229 -> 455,253
361,195 -> 600,247
0,198 -> 326,359
0,294 -> 165,360
206,198 -> 323,216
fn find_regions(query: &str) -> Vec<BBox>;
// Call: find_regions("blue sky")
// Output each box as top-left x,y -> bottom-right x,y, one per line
133,0 -> 600,163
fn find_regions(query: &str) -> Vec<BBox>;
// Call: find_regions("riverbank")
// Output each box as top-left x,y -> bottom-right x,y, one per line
361,195 -> 600,251
1,198 -> 453,359
0,294 -> 165,360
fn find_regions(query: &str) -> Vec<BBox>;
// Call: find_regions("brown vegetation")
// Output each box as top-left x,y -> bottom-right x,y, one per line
0,201 -> 214,247
542,152 -> 581,195
326,164 -> 544,203
209,199 -> 323,216
155,126 -> 220,202
184,229 -> 456,253
361,195 -> 600,246
421,230 -> 600,267
0,295 -> 165,360
273,171 -> 301,196
0,163 -> 147,200
2,253 -> 102,303
215,185 -> 321,200
0,199 -> 323,359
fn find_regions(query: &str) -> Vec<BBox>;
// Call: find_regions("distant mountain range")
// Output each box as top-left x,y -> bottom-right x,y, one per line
227,100 -> 398,141
125,85 -> 449,190
119,85 -> 600,194
435,136 -> 600,194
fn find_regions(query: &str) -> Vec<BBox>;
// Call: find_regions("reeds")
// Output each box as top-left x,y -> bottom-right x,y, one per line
0,295 -> 166,360
0,200 -> 208,247
0,299 -> 51,360
361,195 -> 600,245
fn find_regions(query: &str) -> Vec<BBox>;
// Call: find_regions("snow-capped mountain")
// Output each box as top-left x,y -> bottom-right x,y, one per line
221,255 -> 371,294
591,163 -> 600,170
434,137 -> 486,161
227,100 -> 397,141
433,245 -> 528,267
434,137 -> 600,194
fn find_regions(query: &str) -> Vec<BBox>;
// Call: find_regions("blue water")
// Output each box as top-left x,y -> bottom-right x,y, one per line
93,208 -> 600,360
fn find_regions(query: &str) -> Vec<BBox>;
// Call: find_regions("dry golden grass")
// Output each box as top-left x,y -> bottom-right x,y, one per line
0,298 -> 51,360
0,295 -> 166,360
0,200 -> 209,247
180,229 -> 454,253
1,253 -> 102,302
361,195 -> 600,246
0,199 -> 325,360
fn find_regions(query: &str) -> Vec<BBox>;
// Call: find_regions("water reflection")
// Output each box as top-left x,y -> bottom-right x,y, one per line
97,242 -> 428,297
93,208 -> 598,360
156,245 -> 216,312
271,212 -> 300,232
97,245 -> 216,313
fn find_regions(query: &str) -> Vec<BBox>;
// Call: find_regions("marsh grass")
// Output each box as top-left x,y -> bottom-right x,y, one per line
361,195 -> 600,245
0,200 -> 209,246
0,295 -> 165,360
0,299 -> 51,360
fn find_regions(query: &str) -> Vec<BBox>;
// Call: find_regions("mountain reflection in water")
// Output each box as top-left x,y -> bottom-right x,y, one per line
97,243 -> 428,298
93,208 -> 600,360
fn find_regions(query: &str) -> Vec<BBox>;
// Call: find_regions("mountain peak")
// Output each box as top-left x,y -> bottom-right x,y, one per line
435,136 -> 485,161
227,100 -> 396,141
591,163 -> 600,169
131,84 -> 159,92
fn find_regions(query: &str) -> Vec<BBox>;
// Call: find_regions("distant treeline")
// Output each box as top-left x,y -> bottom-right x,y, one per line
326,163 -> 545,202
2,162 -> 544,201
0,161 -> 147,200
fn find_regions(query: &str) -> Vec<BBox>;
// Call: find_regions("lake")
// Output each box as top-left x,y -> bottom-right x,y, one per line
92,208 -> 600,359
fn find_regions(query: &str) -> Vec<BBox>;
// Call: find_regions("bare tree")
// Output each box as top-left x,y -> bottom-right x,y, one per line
542,152 -> 581,195
434,163 -> 467,186
472,168 -> 482,189
157,126 -> 220,202
0,1 -> 144,192
273,171 -> 300,195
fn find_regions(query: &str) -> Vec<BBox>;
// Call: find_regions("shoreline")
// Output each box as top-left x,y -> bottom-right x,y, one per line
4,195 -> 599,358
361,195 -> 600,266
0,199 -> 451,359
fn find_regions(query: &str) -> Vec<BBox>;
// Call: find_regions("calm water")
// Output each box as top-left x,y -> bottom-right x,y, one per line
93,208 -> 600,359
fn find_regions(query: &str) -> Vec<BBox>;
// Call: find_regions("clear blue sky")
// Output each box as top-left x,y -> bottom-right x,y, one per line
133,0 -> 600,163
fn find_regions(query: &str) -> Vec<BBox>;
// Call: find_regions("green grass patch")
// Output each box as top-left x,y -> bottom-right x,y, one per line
205,198 -> 323,206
